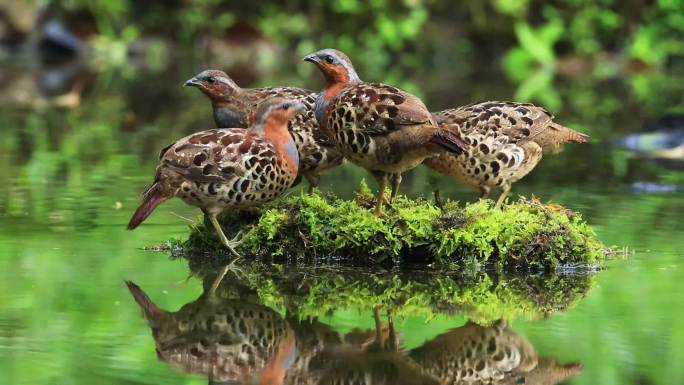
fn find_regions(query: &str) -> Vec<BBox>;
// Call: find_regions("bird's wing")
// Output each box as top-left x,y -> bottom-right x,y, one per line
160,128 -> 251,183
434,101 -> 550,140
338,83 -> 433,136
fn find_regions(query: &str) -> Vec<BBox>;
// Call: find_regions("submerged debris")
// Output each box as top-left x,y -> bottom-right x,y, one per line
176,182 -> 606,269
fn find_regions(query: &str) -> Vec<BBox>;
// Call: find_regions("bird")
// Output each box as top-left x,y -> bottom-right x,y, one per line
184,69 -> 345,192
127,278 -> 432,385
409,319 -> 539,384
308,307 -> 439,385
426,101 -> 588,208
125,280 -> 296,385
304,48 -> 466,215
127,98 -> 304,271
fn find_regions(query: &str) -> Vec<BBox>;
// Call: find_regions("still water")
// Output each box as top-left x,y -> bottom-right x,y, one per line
0,58 -> 683,385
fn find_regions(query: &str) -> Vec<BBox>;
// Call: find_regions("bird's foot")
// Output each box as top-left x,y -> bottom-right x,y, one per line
221,231 -> 244,258
208,255 -> 245,296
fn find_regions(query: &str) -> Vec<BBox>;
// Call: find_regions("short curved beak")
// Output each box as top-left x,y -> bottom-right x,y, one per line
184,77 -> 201,87
303,54 -> 320,64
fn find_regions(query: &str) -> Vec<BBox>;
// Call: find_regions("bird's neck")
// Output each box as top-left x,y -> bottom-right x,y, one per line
260,115 -> 299,175
315,69 -> 360,126
212,103 -> 247,128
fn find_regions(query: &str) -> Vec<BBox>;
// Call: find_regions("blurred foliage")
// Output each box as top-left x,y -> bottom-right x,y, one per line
14,0 -> 679,129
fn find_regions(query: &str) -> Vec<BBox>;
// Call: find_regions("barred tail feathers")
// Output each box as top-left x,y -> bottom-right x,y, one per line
127,181 -> 170,230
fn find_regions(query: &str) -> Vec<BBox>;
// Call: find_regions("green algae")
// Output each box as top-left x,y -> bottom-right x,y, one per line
177,182 -> 606,269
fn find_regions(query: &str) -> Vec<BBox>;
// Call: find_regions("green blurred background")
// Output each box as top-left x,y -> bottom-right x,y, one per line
0,0 -> 683,384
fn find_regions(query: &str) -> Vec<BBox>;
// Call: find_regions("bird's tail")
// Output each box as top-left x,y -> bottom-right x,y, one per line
127,181 -> 170,230
125,280 -> 163,320
553,122 -> 589,144
429,126 -> 467,155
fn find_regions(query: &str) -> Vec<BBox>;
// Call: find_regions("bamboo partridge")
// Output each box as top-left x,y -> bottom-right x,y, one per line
426,101 -> 588,207
185,69 -> 344,192
304,48 -> 466,215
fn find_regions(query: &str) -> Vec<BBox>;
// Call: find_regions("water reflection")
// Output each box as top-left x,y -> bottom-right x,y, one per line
126,271 -> 582,385
411,320 -> 582,385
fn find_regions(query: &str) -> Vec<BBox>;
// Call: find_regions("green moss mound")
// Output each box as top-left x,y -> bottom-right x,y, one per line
178,183 -> 606,269
198,266 -> 595,322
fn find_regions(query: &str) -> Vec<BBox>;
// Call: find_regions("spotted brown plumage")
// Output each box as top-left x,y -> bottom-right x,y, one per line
127,279 -> 434,385
409,319 -> 582,385
184,69 -> 344,192
125,281 -> 295,384
410,320 -> 538,384
127,98 -> 304,263
304,48 -> 466,215
426,101 -> 588,207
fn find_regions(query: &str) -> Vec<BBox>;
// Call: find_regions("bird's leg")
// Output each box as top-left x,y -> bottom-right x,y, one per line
206,213 -> 245,295
389,173 -> 402,203
373,306 -> 383,341
207,214 -> 243,257
304,172 -> 320,194
387,309 -> 398,352
433,188 -> 442,208
208,256 -> 243,296
479,185 -> 491,199
494,183 -> 511,209
371,171 -> 388,216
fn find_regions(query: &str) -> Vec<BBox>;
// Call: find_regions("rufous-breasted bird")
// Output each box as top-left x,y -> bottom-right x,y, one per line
426,101 -> 588,208
126,281 -> 296,385
304,48 -> 466,215
127,98 -> 304,261
184,69 -> 344,192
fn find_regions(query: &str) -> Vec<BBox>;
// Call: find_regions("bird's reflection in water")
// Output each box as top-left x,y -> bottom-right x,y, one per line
410,319 -> 582,385
126,276 -> 582,385
126,280 -> 295,384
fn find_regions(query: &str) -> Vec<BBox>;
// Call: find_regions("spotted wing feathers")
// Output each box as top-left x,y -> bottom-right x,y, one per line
334,83 -> 433,136
434,101 -> 587,154
161,128 -> 250,184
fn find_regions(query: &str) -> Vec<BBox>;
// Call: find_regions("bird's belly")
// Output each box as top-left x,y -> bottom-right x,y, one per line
336,131 -> 433,173
175,174 -> 296,215
424,153 -> 482,188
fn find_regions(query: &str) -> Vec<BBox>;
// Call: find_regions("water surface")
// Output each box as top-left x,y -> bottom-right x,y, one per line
0,57 -> 683,385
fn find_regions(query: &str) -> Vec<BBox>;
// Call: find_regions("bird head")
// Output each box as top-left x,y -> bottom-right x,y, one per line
253,98 -> 306,129
184,69 -> 240,100
303,48 -> 361,86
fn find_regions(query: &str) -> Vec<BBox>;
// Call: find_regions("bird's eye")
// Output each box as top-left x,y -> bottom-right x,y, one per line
282,103 -> 291,110
324,55 -> 334,64
206,77 -> 216,84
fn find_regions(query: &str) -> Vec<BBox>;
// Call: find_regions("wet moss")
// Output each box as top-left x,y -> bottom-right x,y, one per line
177,182 -> 607,269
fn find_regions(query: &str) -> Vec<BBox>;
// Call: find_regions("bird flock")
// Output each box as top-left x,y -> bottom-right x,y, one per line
127,48 -> 588,262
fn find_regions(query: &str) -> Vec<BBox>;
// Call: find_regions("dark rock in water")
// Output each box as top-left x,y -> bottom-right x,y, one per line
629,182 -> 682,194
37,20 -> 86,64
618,115 -> 684,152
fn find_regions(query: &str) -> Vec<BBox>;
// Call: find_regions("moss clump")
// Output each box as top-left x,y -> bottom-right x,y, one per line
197,265 -> 595,322
179,183 -> 606,269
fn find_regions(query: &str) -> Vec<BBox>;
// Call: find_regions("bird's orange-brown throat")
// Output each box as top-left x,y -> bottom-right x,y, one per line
321,64 -> 352,101
262,110 -> 299,174
257,329 -> 296,385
